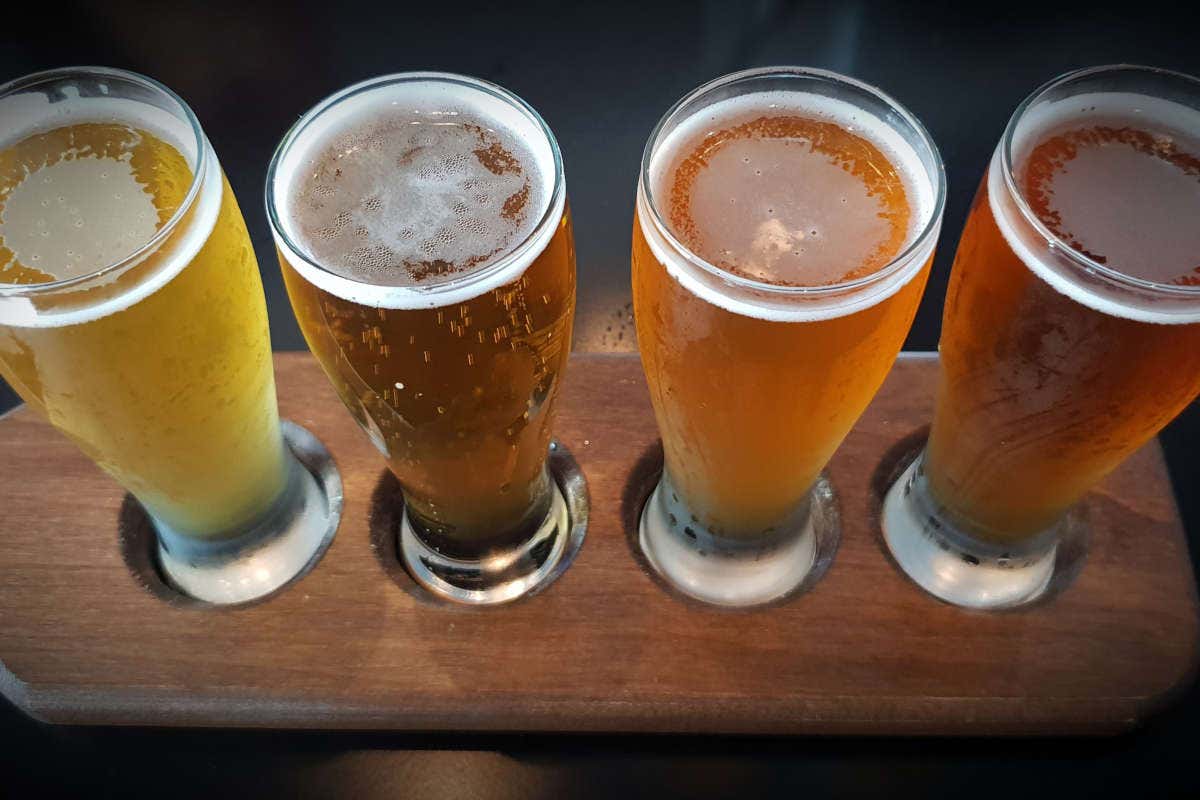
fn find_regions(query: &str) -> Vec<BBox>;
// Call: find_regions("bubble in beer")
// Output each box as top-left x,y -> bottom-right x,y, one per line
287,106 -> 545,287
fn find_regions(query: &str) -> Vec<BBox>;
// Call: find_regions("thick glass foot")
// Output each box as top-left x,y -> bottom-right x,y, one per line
156,421 -> 343,605
881,454 -> 1057,610
399,442 -> 588,605
638,475 -> 837,607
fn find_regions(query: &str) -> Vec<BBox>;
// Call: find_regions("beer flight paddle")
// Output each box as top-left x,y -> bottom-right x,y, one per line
0,351 -> 1193,733
0,64 -> 1198,733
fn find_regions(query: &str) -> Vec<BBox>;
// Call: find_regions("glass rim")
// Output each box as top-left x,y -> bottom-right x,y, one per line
637,65 -> 947,298
0,66 -> 208,298
264,71 -> 566,296
999,63 -> 1200,298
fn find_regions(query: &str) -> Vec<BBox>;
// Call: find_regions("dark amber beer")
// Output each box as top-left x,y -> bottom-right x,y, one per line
633,67 -> 945,606
268,73 -> 576,604
882,65 -> 1200,609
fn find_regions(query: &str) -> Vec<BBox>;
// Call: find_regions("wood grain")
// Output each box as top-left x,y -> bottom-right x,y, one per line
0,352 -> 1195,734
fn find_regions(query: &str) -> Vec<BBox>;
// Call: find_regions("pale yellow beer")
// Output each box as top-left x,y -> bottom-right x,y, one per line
0,92 -> 286,538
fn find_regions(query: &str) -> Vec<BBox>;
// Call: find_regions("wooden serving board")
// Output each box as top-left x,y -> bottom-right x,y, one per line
0,352 -> 1196,735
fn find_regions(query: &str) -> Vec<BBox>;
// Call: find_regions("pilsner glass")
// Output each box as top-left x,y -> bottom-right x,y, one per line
267,73 -> 578,605
0,67 -> 340,604
633,67 -> 946,606
882,65 -> 1200,609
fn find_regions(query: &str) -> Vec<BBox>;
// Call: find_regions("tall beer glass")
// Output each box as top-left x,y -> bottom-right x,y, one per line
633,67 -> 946,606
267,73 -> 577,605
0,68 -> 339,604
882,65 -> 1200,609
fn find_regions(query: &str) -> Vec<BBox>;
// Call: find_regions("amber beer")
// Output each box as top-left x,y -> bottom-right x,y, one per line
269,73 -> 576,604
882,65 -> 1200,609
0,68 -> 337,605
633,67 -> 945,606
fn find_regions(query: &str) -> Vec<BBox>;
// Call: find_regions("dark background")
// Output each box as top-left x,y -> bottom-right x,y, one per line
3,0 -> 1199,796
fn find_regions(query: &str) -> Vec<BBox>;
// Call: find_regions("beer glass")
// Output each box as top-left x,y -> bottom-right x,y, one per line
267,73 -> 577,605
633,67 -> 946,606
882,65 -> 1200,609
0,67 -> 340,604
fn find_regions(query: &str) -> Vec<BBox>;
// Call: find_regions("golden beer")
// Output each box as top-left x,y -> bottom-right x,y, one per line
269,73 -> 577,603
280,211 -> 575,553
0,69 -> 338,604
882,65 -> 1200,609
633,67 -> 945,606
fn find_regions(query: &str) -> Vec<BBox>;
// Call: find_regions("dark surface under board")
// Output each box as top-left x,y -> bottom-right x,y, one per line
3,0 -> 1200,796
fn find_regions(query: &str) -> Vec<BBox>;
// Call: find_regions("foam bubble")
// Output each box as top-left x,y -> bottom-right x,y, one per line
989,91 -> 1200,325
640,90 -> 939,323
0,90 -> 219,329
272,76 -> 562,310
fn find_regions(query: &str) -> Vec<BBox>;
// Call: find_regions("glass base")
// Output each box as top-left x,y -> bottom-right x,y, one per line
881,454 -> 1057,610
156,421 -> 343,605
399,442 -> 588,605
638,477 -> 837,608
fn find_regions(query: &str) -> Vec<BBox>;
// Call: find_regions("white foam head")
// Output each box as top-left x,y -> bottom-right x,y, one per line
270,74 -> 564,310
0,76 -> 220,329
989,91 -> 1200,325
639,88 -> 941,323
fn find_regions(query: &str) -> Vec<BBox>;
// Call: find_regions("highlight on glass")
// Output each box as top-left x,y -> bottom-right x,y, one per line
882,65 -> 1200,609
0,67 -> 341,604
632,66 -> 946,606
267,72 -> 580,605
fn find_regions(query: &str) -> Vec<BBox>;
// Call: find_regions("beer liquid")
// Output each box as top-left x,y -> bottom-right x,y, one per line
926,109 -> 1200,543
1022,122 -> 1200,285
0,123 -> 287,537
665,113 -> 913,286
280,103 -> 573,552
635,97 -> 934,539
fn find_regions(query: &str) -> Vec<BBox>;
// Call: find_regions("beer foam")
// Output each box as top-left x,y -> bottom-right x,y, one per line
272,76 -> 562,310
2,151 -> 161,281
989,91 -> 1200,325
0,88 -> 220,329
640,90 -> 939,323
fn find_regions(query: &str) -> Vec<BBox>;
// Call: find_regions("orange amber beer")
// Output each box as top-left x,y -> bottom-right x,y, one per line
633,67 -> 945,606
0,68 -> 338,605
882,65 -> 1200,609
268,73 -> 576,605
